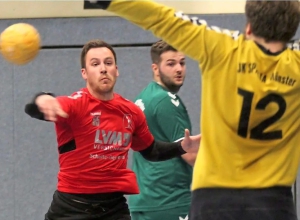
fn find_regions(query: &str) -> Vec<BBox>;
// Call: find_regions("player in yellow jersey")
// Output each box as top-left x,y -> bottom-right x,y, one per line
84,0 -> 300,219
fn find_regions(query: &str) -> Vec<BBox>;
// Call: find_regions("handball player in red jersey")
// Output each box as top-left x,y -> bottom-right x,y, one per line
24,39 -> 201,220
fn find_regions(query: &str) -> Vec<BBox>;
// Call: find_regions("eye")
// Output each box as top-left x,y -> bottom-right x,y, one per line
180,62 -> 186,66
167,63 -> 175,67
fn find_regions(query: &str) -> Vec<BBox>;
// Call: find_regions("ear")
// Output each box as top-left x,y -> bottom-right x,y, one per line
245,23 -> 252,36
116,65 -> 119,77
151,63 -> 159,76
81,68 -> 87,80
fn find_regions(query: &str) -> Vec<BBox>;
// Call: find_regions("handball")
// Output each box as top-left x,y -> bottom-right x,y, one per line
0,23 -> 41,65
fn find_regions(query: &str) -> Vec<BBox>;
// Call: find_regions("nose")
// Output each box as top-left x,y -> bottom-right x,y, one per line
176,63 -> 183,73
99,63 -> 107,74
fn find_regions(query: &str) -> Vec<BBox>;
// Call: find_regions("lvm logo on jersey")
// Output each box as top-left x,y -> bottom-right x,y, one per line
93,129 -> 131,150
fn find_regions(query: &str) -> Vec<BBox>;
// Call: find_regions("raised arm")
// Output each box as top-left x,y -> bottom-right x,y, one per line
84,0 -> 240,65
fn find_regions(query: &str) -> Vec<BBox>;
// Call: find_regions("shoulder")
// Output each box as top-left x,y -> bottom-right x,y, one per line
135,84 -> 172,109
114,93 -> 143,113
137,91 -> 183,117
66,89 -> 89,101
56,89 -> 89,108
154,92 -> 182,109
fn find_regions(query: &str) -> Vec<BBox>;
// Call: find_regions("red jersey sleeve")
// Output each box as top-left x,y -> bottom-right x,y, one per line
131,106 -> 154,151
55,95 -> 77,124
55,90 -> 86,124
56,91 -> 82,122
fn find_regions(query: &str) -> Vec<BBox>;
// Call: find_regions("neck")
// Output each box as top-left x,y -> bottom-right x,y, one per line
251,36 -> 285,53
86,86 -> 114,101
153,76 -> 164,89
155,80 -> 179,94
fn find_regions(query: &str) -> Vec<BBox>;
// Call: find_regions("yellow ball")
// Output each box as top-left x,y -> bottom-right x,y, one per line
0,23 -> 41,65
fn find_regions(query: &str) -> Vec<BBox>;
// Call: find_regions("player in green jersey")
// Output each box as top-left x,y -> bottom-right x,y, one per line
129,40 -> 197,220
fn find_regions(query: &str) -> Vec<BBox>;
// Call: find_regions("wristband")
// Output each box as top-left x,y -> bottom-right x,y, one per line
32,92 -> 55,103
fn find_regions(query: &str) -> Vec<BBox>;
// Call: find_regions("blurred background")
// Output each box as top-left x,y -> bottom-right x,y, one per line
0,1 -> 300,219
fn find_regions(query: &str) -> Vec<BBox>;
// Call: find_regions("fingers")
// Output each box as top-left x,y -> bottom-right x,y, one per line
195,133 -> 202,140
39,106 -> 58,121
184,129 -> 190,138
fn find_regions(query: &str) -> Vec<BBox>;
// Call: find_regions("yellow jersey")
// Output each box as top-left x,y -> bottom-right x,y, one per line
103,1 -> 300,190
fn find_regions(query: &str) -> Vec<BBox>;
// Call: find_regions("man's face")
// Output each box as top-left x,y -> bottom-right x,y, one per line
154,50 -> 186,93
81,47 -> 119,94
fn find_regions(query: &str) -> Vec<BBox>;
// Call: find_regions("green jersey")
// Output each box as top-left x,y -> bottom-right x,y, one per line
129,81 -> 193,212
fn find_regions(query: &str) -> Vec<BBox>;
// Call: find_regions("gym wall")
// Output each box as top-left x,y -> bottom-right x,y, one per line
0,1 -> 299,220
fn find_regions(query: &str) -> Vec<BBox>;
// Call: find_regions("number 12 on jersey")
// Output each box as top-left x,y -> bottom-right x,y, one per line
237,88 -> 286,140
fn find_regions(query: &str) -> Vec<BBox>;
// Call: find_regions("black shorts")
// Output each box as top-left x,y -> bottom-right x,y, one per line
45,190 -> 131,220
189,186 -> 297,220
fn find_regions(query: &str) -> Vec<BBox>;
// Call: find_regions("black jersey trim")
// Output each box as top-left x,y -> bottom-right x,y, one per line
58,139 -> 76,154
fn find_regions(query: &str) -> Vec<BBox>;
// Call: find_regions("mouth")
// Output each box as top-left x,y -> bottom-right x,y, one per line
100,77 -> 110,81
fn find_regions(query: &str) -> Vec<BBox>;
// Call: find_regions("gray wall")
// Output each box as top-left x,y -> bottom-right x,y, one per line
0,14 -> 300,220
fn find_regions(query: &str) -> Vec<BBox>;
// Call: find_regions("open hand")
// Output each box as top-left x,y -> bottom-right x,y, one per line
181,129 -> 201,153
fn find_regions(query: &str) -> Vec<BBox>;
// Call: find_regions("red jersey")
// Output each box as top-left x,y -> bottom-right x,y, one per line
54,88 -> 154,194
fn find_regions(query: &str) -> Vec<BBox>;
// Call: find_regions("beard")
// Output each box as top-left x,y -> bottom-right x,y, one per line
159,69 -> 184,93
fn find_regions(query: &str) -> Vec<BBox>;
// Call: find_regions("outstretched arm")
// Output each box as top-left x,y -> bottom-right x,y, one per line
84,0 -> 240,65
134,129 -> 201,162
25,92 -> 69,122
131,103 -> 201,162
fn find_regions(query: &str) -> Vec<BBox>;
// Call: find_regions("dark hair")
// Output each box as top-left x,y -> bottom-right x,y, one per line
80,39 -> 117,68
245,0 -> 300,43
150,40 -> 177,64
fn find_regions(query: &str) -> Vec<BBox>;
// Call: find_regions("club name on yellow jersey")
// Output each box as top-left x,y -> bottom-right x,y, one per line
88,0 -> 300,190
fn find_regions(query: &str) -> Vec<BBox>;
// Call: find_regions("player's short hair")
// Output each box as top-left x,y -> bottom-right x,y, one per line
245,0 -> 300,43
81,39 -> 117,68
150,40 -> 177,64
